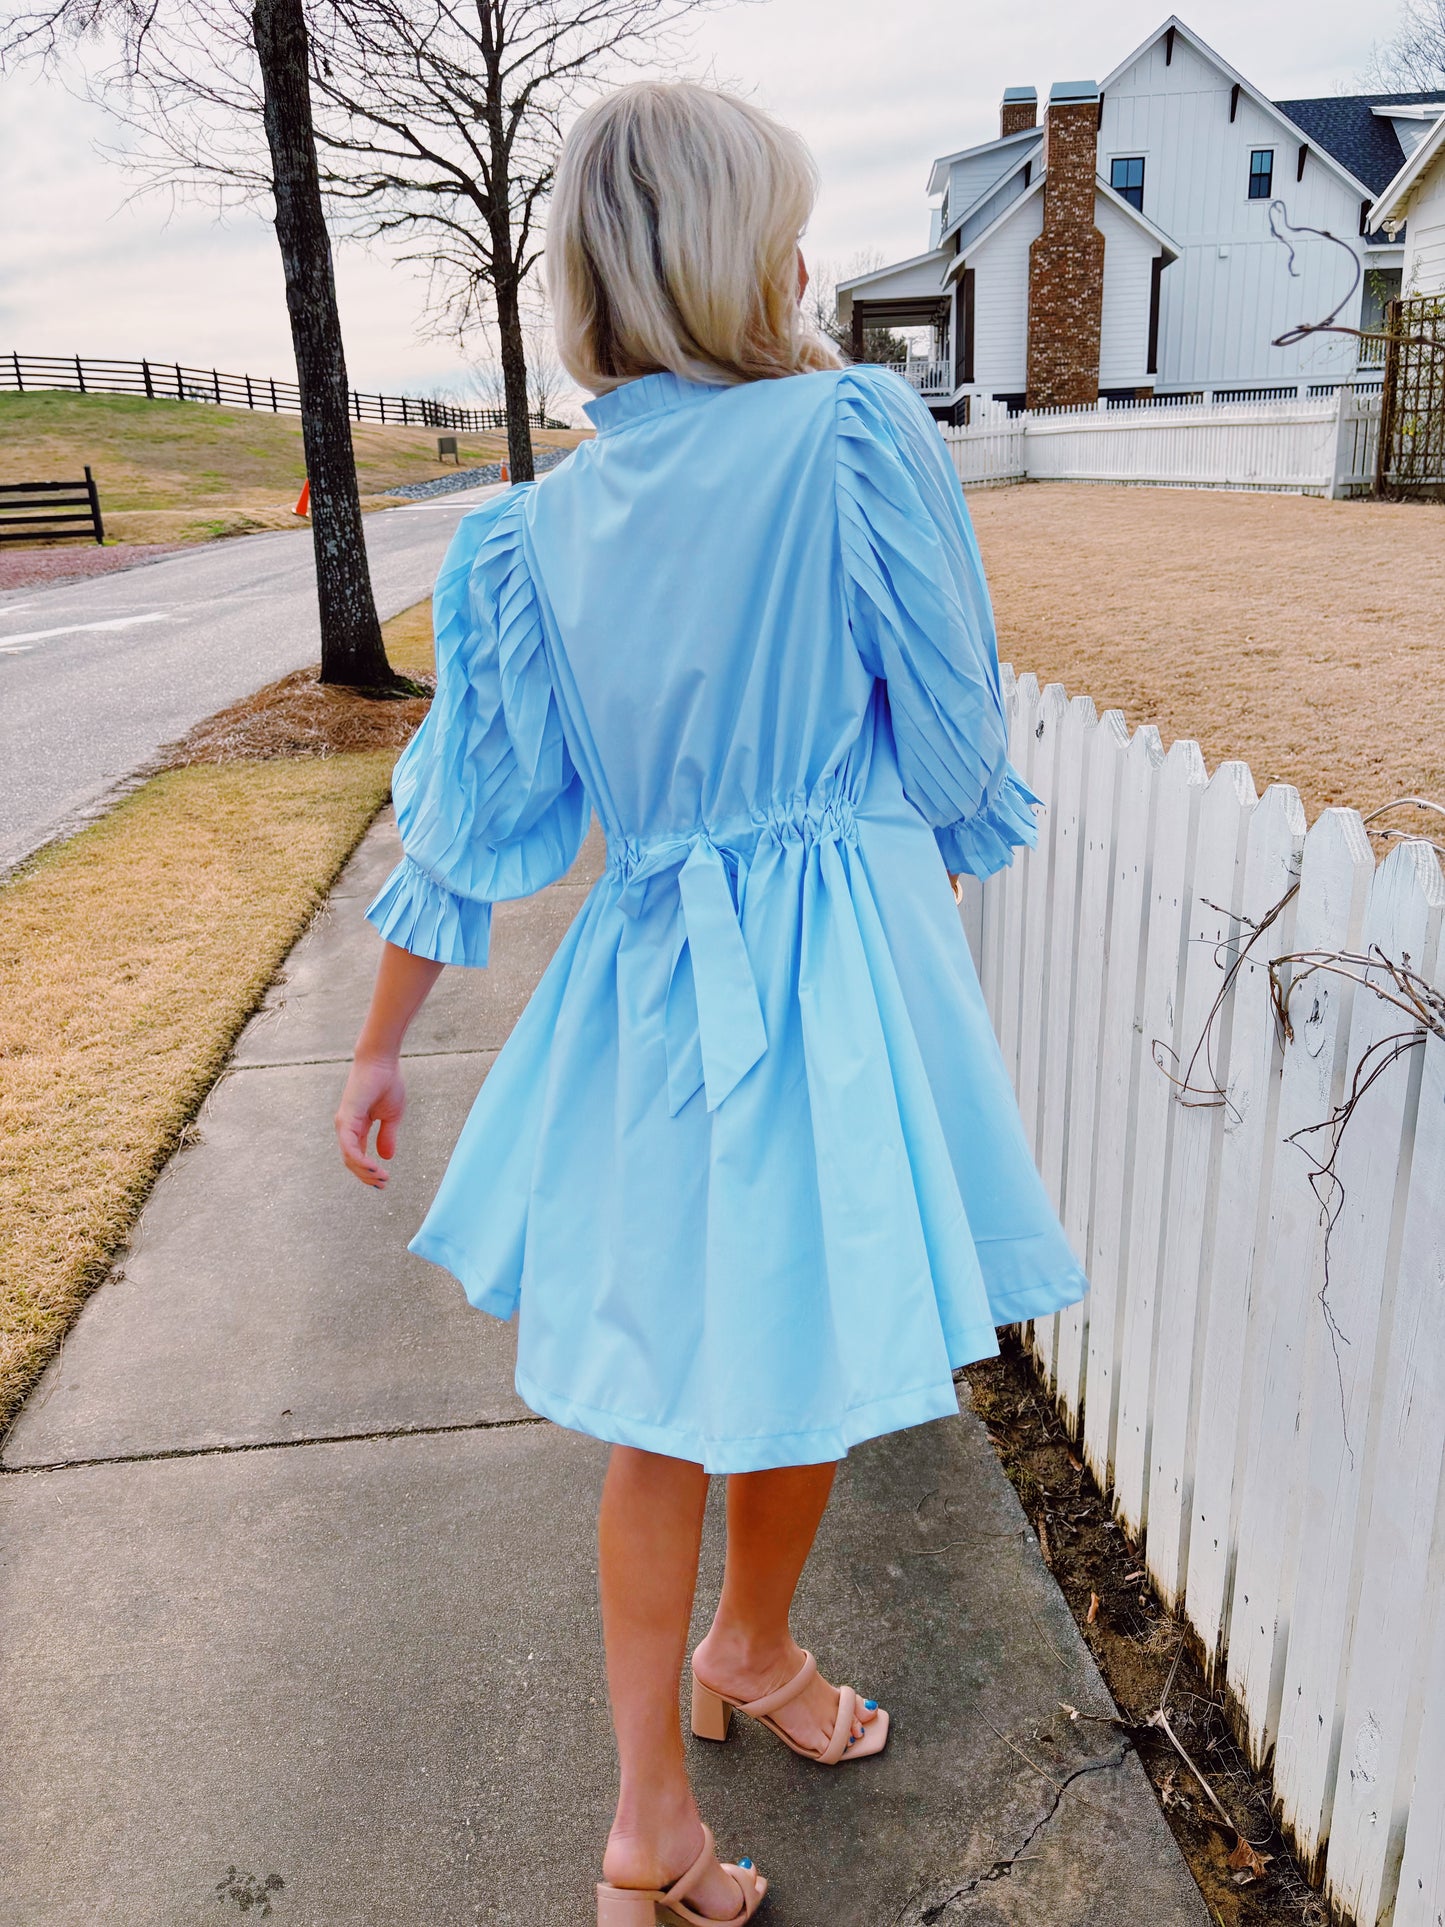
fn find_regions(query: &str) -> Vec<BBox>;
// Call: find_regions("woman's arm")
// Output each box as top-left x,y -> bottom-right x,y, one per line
334,942 -> 445,1188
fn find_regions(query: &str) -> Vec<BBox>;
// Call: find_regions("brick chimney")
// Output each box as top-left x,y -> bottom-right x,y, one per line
1000,86 -> 1037,138
1026,80 -> 1106,409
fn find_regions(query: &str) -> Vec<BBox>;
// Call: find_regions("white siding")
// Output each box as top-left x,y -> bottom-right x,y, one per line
969,188 -> 1043,392
957,159 -> 1037,253
1101,31 -> 1369,388
845,251 -> 950,304
1405,157 -> 1445,295
945,139 -> 1033,233
1097,191 -> 1159,387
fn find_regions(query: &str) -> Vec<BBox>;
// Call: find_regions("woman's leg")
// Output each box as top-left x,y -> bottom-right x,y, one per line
598,1445 -> 745,1917
692,1463 -> 880,1755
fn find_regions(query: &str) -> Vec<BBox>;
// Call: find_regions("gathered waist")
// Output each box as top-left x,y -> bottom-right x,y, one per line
597,774 -> 867,1119
603,774 -> 862,898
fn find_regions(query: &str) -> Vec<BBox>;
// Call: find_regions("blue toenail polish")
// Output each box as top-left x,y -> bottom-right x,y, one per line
864,1699 -> 878,1710
739,1858 -> 753,1870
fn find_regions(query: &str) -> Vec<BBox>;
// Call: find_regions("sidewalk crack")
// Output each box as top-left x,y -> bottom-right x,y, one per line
896,1745 -> 1132,1923
1,1412 -> 550,1476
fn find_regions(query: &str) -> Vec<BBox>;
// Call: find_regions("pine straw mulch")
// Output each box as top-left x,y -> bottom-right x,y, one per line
963,1334 -> 1328,1927
159,664 -> 434,767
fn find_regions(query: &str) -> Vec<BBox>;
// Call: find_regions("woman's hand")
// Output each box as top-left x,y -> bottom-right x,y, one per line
335,1053 -> 407,1188
336,941 -> 446,1186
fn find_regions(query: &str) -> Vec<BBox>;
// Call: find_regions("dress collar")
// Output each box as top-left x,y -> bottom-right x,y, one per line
583,371 -> 729,436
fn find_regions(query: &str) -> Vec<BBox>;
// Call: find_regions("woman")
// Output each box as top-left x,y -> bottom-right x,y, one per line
335,81 -> 1087,1926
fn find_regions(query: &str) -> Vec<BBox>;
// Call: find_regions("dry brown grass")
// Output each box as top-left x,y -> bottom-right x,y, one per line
0,602 -> 436,1434
969,483 -> 1445,824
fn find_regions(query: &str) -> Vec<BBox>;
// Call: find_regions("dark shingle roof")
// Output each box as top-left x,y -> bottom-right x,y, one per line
1271,92 -> 1445,195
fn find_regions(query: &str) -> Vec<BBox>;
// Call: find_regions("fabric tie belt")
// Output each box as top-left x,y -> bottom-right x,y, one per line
607,790 -> 859,1117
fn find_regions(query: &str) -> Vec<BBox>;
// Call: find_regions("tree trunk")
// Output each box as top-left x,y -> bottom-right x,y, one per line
495,269 -> 535,482
252,0 -> 394,688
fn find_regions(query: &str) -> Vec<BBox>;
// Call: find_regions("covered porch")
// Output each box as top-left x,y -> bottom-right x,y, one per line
836,252 -> 955,398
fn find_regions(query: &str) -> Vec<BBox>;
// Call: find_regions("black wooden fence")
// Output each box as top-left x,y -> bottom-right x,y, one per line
2,352 -> 566,433
0,468 -> 104,545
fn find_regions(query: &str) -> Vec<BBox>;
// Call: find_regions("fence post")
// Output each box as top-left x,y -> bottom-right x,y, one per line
75,354 -> 86,394
1327,386 -> 1352,499
176,364 -> 184,400
1054,705 -> 1130,1430
12,351 -> 21,392
1375,297 -> 1400,497
269,379 -> 277,412
1145,759 -> 1257,1609
1031,689 -> 1094,1390
1081,722 -> 1165,1490
1183,781 -> 1307,1666
1327,915 -> 1445,1921
1272,841 -> 1445,1868
83,465 -> 104,545
1112,737 -> 1209,1539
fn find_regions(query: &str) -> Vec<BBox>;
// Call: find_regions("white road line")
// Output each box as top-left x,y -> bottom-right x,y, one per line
0,612 -> 175,648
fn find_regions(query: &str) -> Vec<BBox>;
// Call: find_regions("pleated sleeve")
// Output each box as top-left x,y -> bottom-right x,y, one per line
836,365 -> 1040,877
365,488 -> 589,966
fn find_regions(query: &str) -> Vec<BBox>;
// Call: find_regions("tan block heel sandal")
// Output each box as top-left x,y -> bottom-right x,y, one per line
595,1825 -> 766,1925
690,1649 -> 890,1765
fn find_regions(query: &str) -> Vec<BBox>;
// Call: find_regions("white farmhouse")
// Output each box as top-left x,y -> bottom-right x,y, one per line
1369,109 -> 1445,295
840,14 -> 1429,420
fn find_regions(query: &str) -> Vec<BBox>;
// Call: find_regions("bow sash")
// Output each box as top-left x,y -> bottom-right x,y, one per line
614,834 -> 768,1116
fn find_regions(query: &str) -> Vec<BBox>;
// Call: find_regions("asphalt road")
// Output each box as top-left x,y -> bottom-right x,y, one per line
0,486 -> 505,874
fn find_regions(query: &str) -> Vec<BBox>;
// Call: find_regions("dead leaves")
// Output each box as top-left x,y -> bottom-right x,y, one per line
1227,1833 -> 1274,1885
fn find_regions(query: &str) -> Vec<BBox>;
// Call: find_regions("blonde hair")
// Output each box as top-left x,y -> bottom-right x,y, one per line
547,81 -> 842,393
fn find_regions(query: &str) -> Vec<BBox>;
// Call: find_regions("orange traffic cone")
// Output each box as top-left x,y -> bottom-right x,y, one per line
294,479 -> 310,517
499,459 -> 510,486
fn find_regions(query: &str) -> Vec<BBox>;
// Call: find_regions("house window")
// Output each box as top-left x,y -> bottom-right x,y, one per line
1110,156 -> 1145,210
1248,149 -> 1274,199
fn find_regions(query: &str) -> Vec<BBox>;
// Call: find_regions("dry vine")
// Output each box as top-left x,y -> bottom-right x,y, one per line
1268,202 -> 1445,360
1152,800 -> 1445,1457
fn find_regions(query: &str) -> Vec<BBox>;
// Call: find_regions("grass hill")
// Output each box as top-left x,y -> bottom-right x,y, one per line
0,391 -> 586,546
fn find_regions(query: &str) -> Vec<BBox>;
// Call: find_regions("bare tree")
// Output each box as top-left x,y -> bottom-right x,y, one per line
253,0 -> 393,687
522,311 -> 570,422
804,250 -> 915,365
1362,0 -> 1445,90
295,0 -> 719,482
464,359 -> 511,412
0,0 -> 399,689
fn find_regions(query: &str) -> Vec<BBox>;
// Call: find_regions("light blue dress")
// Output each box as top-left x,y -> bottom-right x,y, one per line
366,363 -> 1088,1472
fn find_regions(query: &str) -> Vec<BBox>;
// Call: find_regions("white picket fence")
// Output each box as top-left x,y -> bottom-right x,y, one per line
958,670 -> 1445,1925
944,389 -> 1380,497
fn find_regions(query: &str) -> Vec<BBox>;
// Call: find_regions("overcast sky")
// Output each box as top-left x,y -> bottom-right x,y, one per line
0,0 -> 1397,401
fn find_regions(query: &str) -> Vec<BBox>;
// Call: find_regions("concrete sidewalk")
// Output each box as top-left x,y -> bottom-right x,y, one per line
0,813 -> 1209,1927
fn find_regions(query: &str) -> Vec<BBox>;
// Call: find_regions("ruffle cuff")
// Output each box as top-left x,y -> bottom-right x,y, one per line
365,855 -> 493,967
936,764 -> 1042,878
